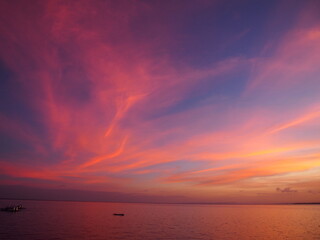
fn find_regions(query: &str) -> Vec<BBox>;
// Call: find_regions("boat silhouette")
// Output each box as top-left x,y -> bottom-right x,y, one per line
1,204 -> 25,212
113,213 -> 125,216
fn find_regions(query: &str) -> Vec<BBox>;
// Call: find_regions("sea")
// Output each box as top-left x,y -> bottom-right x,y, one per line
0,200 -> 319,240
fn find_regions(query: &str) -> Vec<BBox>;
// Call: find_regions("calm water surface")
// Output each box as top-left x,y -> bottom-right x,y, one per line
0,200 -> 319,240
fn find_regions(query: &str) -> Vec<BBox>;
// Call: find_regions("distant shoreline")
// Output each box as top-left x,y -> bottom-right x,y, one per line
0,198 -> 319,206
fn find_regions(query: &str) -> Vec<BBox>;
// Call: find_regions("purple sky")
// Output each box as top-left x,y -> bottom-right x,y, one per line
0,0 -> 320,203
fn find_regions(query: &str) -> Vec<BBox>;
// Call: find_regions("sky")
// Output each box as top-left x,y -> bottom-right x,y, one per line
0,0 -> 320,204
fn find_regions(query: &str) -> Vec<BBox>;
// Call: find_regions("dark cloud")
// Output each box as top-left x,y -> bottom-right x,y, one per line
276,187 -> 297,193
307,190 -> 320,194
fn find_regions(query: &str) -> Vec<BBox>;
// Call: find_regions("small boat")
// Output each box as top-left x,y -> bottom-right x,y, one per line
113,213 -> 125,216
1,204 -> 25,212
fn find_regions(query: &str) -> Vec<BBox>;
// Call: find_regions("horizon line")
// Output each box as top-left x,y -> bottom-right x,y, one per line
1,197 -> 319,206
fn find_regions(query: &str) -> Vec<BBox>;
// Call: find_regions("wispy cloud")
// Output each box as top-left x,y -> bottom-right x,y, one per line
0,0 -> 320,203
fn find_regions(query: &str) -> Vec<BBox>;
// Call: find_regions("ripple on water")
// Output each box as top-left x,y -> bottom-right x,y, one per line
0,201 -> 320,240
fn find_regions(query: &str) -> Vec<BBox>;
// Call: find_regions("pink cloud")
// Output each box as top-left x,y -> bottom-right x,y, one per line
0,0 -> 320,203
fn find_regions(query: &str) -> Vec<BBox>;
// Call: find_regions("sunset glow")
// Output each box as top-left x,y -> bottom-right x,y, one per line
0,0 -> 319,203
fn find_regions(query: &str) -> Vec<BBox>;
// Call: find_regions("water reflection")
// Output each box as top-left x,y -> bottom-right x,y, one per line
0,200 -> 319,240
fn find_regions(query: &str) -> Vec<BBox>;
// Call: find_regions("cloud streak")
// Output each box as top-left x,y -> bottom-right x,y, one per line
0,0 -> 320,203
